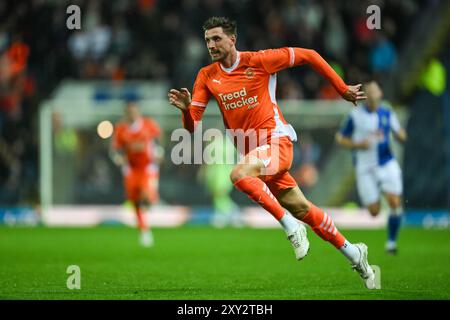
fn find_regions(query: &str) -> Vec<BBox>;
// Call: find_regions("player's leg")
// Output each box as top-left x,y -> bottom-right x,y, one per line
128,171 -> 154,247
232,137 -> 312,259
125,172 -> 152,246
230,155 -> 287,221
230,141 -> 301,240
134,189 -> 152,247
380,160 -> 404,254
125,172 -> 146,231
384,192 -> 402,254
231,160 -> 309,259
277,185 -> 349,258
137,170 -> 160,247
367,202 -> 381,217
134,198 -> 153,247
207,164 -> 240,228
212,172 -> 241,228
276,185 -> 376,289
133,199 -> 148,232
211,189 -> 241,227
147,169 -> 160,205
356,169 -> 381,217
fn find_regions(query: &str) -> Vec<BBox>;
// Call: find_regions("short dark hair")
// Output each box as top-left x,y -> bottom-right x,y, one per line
202,17 -> 237,36
125,100 -> 138,108
363,79 -> 379,89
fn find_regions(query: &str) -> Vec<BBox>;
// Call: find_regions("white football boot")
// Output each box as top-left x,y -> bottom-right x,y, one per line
385,241 -> 398,255
352,243 -> 376,289
287,223 -> 310,260
140,230 -> 154,247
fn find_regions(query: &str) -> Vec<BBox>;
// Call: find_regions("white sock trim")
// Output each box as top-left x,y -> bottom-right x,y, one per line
279,212 -> 299,234
392,207 -> 403,216
339,240 -> 361,265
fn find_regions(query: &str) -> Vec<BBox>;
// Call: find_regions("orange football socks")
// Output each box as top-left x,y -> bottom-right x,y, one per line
234,176 -> 285,221
133,203 -> 148,231
301,202 -> 346,249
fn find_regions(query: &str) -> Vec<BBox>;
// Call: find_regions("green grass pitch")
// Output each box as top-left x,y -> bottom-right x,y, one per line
1,225 -> 449,300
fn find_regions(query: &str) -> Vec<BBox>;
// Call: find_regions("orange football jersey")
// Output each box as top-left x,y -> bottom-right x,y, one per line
113,117 -> 161,170
182,47 -> 348,154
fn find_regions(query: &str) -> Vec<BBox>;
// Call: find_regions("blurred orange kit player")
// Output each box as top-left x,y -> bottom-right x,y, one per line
111,101 -> 162,247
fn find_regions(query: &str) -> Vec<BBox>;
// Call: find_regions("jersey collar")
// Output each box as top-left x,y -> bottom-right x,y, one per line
220,51 -> 241,73
129,118 -> 143,132
362,104 -> 377,114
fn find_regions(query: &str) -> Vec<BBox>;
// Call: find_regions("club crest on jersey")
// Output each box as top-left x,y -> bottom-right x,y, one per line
245,67 -> 255,79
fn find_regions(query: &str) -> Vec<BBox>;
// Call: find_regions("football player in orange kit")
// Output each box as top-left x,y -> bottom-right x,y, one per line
168,17 -> 378,289
111,101 -> 163,247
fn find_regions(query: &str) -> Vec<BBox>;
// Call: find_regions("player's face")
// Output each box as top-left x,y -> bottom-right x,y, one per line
204,27 -> 236,62
365,82 -> 383,109
125,104 -> 141,122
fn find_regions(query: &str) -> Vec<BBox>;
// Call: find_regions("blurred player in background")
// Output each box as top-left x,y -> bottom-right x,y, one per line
168,17 -> 379,289
336,81 -> 407,255
111,101 -> 163,247
199,135 -> 242,228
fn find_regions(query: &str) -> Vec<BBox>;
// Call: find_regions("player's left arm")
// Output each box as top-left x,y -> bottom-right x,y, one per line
148,118 -> 165,164
394,129 -> 407,143
292,48 -> 366,105
256,47 -> 366,105
390,110 -> 407,143
153,142 -> 165,164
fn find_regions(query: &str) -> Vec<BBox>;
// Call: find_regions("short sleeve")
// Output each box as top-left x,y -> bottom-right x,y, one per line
340,115 -> 354,137
191,69 -> 211,108
253,47 -> 295,74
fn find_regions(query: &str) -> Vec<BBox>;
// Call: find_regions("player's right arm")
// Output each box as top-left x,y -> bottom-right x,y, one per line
335,114 -> 370,150
147,118 -> 166,164
335,134 -> 370,150
109,124 -> 127,166
389,109 -> 408,143
168,70 -> 211,132
109,147 -> 126,166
